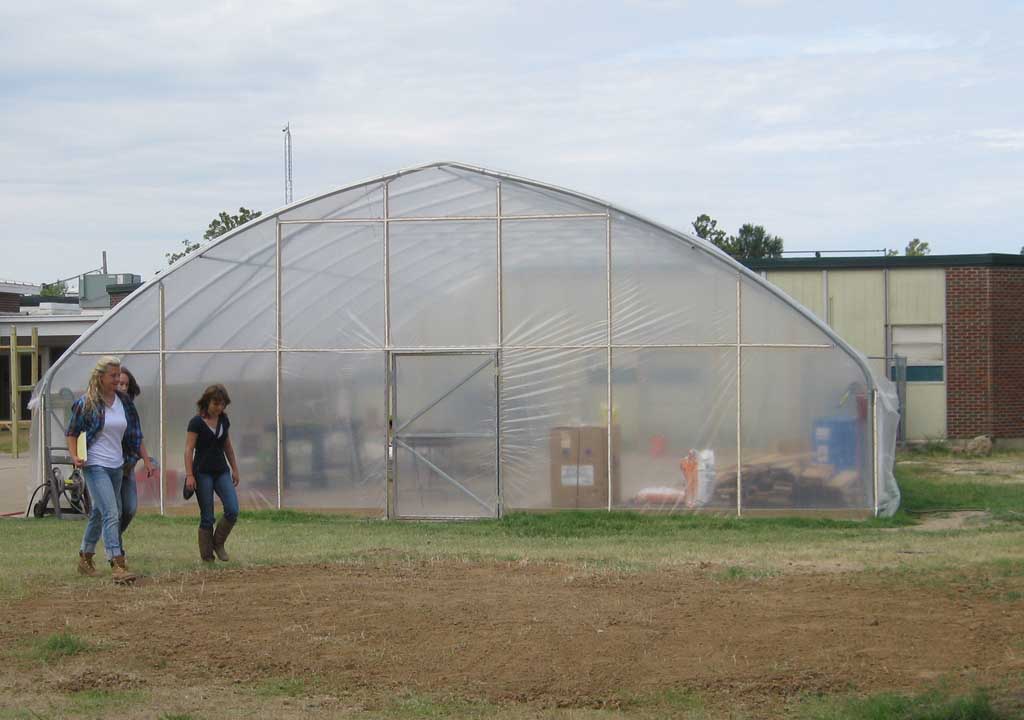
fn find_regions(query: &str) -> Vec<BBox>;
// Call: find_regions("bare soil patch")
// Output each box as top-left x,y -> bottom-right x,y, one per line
3,560 -> 1023,716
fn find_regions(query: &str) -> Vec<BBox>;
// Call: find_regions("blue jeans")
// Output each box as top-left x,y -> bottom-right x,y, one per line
196,470 -> 239,530
81,465 -> 124,559
118,466 -> 138,555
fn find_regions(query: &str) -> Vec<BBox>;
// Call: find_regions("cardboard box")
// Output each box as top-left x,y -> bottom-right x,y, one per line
549,426 -> 620,508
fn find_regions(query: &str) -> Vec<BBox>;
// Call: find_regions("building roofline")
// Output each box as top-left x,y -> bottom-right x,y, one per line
743,253 -> 1024,271
105,282 -> 144,294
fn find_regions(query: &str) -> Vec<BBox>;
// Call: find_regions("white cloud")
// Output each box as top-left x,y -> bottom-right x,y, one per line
0,2 -> 1022,279
972,129 -> 1024,151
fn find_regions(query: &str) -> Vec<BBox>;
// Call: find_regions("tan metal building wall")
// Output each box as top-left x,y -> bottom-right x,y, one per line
765,267 -> 946,441
888,269 -> 946,439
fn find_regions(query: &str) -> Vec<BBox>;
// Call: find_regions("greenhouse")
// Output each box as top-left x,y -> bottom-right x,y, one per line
30,162 -> 901,519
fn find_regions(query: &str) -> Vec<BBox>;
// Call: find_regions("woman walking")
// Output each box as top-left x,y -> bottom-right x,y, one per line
184,384 -> 240,562
115,367 -> 154,559
66,356 -> 144,584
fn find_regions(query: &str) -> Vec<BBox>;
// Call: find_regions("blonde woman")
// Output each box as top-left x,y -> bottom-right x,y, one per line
66,356 -> 145,584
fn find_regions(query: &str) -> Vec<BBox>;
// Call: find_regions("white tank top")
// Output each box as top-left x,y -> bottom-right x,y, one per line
87,395 -> 127,468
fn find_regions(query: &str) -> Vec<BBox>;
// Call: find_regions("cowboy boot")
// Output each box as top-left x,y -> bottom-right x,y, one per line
111,555 -> 136,585
198,528 -> 215,562
212,517 -> 236,562
77,551 -> 97,577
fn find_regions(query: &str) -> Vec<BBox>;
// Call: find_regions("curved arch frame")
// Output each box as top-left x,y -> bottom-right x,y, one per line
36,161 -> 884,517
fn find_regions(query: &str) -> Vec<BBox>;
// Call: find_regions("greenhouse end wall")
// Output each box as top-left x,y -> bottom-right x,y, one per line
30,162 -> 900,519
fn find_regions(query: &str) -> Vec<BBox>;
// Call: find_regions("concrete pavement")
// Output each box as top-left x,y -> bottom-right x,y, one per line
0,454 -> 32,517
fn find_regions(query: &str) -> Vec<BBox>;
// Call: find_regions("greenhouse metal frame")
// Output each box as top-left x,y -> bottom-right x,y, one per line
31,162 -> 900,519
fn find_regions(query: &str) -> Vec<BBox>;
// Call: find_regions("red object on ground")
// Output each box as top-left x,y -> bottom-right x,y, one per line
649,434 -> 667,458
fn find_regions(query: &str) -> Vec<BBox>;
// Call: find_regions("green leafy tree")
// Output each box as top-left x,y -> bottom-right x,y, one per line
905,238 -> 930,256
730,223 -> 784,259
40,280 -> 67,297
166,238 -> 201,266
692,214 -> 727,247
885,249 -> 900,257
203,207 -> 262,241
691,215 -> 784,259
164,207 -> 262,266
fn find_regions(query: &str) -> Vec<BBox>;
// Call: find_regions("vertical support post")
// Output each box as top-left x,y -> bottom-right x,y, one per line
275,221 -> 283,509
736,279 -> 743,518
383,184 -> 392,519
39,391 -> 48,503
495,182 -> 503,518
30,328 -> 38,391
10,326 -> 18,458
158,284 -> 166,515
383,185 -> 391,349
872,388 -> 880,517
606,209 -> 613,512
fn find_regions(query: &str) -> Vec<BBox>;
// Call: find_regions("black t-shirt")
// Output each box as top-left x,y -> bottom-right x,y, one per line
187,414 -> 231,475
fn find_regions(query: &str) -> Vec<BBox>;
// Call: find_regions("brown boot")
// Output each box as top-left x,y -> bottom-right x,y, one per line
111,555 -> 136,585
77,551 -> 97,577
212,517 -> 236,562
198,528 -> 215,562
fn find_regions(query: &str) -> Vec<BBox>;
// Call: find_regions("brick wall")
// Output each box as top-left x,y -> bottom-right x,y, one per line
990,269 -> 1024,437
946,267 -> 1024,438
0,292 -> 19,313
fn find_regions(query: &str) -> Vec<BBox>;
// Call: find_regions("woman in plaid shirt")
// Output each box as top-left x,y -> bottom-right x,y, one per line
66,356 -> 146,585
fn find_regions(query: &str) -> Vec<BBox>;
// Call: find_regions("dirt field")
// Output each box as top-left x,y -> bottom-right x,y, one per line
3,556 -> 1024,718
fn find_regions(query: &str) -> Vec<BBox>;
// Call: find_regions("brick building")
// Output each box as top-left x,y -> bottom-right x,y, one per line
745,254 -> 1024,443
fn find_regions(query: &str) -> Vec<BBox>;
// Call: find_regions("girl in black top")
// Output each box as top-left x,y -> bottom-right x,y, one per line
184,384 -> 241,562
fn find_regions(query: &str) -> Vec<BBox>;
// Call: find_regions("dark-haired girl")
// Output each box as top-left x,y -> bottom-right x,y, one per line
183,384 -> 241,562
116,367 -> 154,559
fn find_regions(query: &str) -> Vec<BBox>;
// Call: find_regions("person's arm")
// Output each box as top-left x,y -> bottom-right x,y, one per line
139,439 -> 154,476
66,398 -> 85,468
66,434 -> 84,468
184,431 -> 199,490
224,436 -> 241,487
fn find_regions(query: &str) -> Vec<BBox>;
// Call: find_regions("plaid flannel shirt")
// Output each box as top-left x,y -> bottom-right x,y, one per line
65,391 -> 144,467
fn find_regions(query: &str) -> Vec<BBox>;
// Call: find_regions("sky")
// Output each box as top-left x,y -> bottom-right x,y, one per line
2,1 -> 1022,284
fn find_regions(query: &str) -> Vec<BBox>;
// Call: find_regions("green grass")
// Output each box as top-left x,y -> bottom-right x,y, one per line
385,692 -> 504,719
896,464 -> 1024,520
796,687 -> 1005,720
31,631 -> 91,663
254,676 -> 308,698
3,452 -> 1024,600
0,427 -> 29,455
66,689 -> 147,715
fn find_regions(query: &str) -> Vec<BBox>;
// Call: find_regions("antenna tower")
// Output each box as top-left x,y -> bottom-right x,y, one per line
282,123 -> 293,204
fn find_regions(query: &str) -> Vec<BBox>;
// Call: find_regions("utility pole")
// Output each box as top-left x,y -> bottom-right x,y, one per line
282,123 -> 293,205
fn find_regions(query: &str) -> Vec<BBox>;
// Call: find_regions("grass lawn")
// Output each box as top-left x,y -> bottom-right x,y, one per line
1,450 -> 1022,719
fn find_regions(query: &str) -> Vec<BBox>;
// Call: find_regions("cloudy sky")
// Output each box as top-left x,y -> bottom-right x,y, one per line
2,1 -> 1021,283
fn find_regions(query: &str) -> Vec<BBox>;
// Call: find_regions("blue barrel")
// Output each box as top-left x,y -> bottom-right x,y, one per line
811,417 -> 859,471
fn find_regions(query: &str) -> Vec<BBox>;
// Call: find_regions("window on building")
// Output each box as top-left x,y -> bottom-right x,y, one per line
891,324 -> 944,382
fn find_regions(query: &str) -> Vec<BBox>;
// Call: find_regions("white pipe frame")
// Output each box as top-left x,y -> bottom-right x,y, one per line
38,161 -> 883,518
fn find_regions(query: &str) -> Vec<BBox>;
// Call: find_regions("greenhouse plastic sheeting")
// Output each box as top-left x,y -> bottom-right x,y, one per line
29,162 -> 901,518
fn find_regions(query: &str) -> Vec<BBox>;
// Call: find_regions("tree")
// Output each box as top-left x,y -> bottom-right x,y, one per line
691,215 -> 784,259
692,214 -> 727,247
40,280 -> 67,297
204,207 -> 262,241
166,238 -> 200,266
730,224 -> 784,259
885,249 -> 899,257
164,207 -> 263,266
905,238 -> 930,256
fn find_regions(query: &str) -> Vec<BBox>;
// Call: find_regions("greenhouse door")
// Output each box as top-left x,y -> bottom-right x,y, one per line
390,352 -> 498,519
